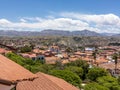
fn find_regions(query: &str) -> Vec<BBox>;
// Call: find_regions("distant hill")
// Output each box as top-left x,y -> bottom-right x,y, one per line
100,33 -> 116,36
40,29 -> 71,36
112,34 -> 120,37
0,30 -> 41,36
0,29 -> 118,37
71,30 -> 101,36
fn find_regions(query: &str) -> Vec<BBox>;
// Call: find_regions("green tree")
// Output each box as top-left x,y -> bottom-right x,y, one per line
6,52 -> 43,73
65,47 -> 73,57
39,64 -> 54,74
6,52 -> 25,66
65,47 -> 73,53
49,70 -> 82,88
84,82 -> 109,90
54,60 -> 64,70
92,48 -> 98,64
87,67 -> 108,81
20,45 -> 32,53
112,53 -> 118,73
97,76 -> 120,90
118,76 -> 120,85
65,66 -> 83,79
66,59 -> 89,80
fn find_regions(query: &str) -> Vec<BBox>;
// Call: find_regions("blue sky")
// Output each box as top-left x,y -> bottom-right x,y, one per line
0,0 -> 120,33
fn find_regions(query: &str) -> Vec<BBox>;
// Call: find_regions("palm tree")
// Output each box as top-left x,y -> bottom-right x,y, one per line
112,53 -> 118,74
92,48 -> 97,64
92,52 -> 96,63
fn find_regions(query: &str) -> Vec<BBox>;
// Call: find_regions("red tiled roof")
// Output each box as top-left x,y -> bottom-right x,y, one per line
16,72 -> 79,90
21,53 -> 36,58
74,52 -> 86,55
0,48 -> 6,53
99,62 -> 120,70
0,54 -> 37,84
0,48 -> 11,54
45,56 -> 60,64
96,58 -> 108,64
0,84 -> 15,90
82,57 -> 92,61
69,57 -> 78,61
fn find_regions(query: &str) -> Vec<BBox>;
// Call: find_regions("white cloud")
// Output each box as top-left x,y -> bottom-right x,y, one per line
20,19 -> 27,23
0,17 -> 89,31
61,12 -> 120,33
61,12 -> 120,25
0,19 -> 11,24
0,12 -> 120,33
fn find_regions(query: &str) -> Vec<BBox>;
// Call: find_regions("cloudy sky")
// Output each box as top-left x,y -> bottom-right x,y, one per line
0,0 -> 120,33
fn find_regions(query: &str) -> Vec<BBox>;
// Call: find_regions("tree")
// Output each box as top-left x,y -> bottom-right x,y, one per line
6,52 -> 25,66
97,76 -> 120,90
65,66 -> 83,79
84,82 -> 109,90
65,47 -> 73,57
66,59 -> 89,70
112,53 -> 118,74
6,52 -> 45,73
20,45 -> 32,53
49,70 -> 82,88
29,42 -> 35,49
92,48 -> 98,64
39,64 -> 54,74
54,60 -> 64,70
65,59 -> 89,80
118,76 -> 120,85
87,67 -> 108,81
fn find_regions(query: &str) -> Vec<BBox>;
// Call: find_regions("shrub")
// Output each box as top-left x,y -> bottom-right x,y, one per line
84,82 -> 109,90
87,67 -> 108,81
65,66 -> 83,79
49,70 -> 82,88
97,76 -> 120,90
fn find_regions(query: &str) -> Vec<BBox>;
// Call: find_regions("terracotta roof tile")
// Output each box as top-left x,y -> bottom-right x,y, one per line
96,58 -> 108,64
99,62 -> 120,70
0,84 -> 15,90
0,54 -> 37,84
17,72 -> 79,90
0,48 -> 11,54
45,56 -> 60,64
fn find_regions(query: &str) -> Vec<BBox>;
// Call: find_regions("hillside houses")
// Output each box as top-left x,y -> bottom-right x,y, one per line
18,45 -> 120,66
1,42 -> 120,77
99,62 -> 120,77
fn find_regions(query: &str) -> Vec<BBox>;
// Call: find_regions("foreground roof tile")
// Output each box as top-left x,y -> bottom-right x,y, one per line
17,72 -> 79,90
0,54 -> 37,84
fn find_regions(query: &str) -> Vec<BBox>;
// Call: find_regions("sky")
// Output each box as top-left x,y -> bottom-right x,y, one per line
0,0 -> 120,33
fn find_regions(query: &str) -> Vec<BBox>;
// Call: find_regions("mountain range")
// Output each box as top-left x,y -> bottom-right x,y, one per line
0,29 -> 118,37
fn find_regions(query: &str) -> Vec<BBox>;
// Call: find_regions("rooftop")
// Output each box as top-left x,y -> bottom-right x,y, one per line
16,72 -> 79,90
0,54 -> 37,85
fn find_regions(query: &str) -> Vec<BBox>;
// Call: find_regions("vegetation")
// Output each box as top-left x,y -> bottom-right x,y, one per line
6,52 -> 42,73
65,59 -> 89,80
118,76 -> 120,85
49,70 -> 82,88
84,82 -> 109,90
5,52 -> 120,89
96,76 -> 120,90
20,45 -> 32,53
87,67 -> 108,81
92,48 -> 97,63
112,53 -> 118,73
65,66 -> 83,79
